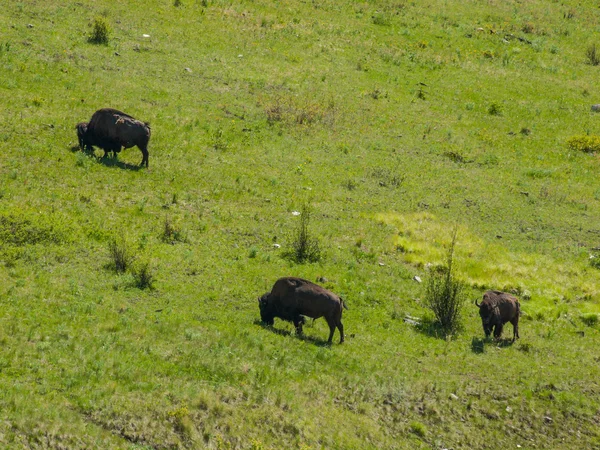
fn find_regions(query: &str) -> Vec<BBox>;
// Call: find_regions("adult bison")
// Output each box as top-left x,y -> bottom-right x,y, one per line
258,277 -> 347,344
79,108 -> 151,167
476,290 -> 520,341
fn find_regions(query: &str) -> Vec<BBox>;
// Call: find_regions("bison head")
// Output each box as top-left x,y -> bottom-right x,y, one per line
258,293 -> 275,325
476,299 -> 500,337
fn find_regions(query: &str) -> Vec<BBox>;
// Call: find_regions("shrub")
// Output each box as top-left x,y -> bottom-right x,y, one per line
133,261 -> 155,289
88,17 -> 110,45
567,135 -> 600,153
286,203 -> 321,263
488,103 -> 502,116
108,238 -> 132,273
586,44 -> 600,66
424,229 -> 464,335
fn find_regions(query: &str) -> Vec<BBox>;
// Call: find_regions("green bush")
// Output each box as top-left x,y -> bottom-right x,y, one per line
108,238 -> 132,273
88,17 -> 110,45
567,135 -> 600,153
133,261 -> 155,289
424,230 -> 464,335
286,203 -> 321,263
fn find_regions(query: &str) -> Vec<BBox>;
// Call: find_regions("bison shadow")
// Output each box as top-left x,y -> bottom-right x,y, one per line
254,320 -> 333,347
471,336 -> 516,353
97,155 -> 142,171
413,317 -> 461,340
70,147 -> 142,171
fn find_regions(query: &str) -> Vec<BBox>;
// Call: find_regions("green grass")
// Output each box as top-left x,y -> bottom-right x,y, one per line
1,0 -> 600,448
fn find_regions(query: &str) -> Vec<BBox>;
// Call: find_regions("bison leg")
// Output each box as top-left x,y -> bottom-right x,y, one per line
337,320 -> 344,344
325,317 -> 337,344
493,322 -> 504,340
293,316 -> 304,336
511,317 -> 519,341
140,147 -> 149,168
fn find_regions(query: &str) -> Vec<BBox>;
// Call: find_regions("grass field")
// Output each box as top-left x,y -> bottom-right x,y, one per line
1,0 -> 600,448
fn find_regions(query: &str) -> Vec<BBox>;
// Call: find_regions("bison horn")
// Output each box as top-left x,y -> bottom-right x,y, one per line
475,299 -> 480,307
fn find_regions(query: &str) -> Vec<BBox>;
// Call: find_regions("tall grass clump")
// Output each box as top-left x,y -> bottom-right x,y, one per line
567,135 -> 600,153
108,238 -> 132,273
88,17 -> 110,45
132,261 -> 155,289
286,203 -> 321,263
161,217 -> 187,244
424,229 -> 464,335
586,44 -> 600,66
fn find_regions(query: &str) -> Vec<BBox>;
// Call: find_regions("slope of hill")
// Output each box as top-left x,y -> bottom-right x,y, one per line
1,1 -> 599,448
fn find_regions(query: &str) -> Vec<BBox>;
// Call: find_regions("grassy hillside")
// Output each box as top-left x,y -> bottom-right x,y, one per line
1,0 -> 600,448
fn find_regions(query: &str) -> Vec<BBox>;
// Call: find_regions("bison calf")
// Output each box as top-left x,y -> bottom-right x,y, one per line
258,277 -> 347,344
476,290 -> 520,341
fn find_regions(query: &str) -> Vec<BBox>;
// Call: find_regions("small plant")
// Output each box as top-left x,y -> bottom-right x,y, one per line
424,228 -> 464,335
343,179 -> 358,191
108,238 -> 132,273
443,151 -> 468,163
520,127 -> 531,136
488,103 -> 502,116
173,0 -> 183,6
580,313 -> 599,327
521,22 -> 534,34
372,12 -> 391,26
567,135 -> 600,153
133,261 -> 155,289
88,17 -> 110,45
586,44 -> 600,66
409,421 -> 427,438
372,167 -> 405,188
212,128 -> 228,151
286,203 -> 321,263
590,253 -> 600,270
161,217 -> 187,244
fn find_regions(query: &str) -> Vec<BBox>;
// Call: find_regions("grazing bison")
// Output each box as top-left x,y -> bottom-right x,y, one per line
81,108 -> 151,167
476,290 -> 520,341
258,277 -> 347,344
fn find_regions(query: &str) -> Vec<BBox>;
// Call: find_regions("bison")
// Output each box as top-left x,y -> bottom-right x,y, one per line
258,277 -> 347,344
79,108 -> 151,167
476,290 -> 520,341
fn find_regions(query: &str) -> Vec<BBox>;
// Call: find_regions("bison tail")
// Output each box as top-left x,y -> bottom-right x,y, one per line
517,300 -> 521,317
341,298 -> 349,310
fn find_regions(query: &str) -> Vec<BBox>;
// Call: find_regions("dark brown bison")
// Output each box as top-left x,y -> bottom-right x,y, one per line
476,290 -> 520,340
258,277 -> 347,344
81,108 -> 151,167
